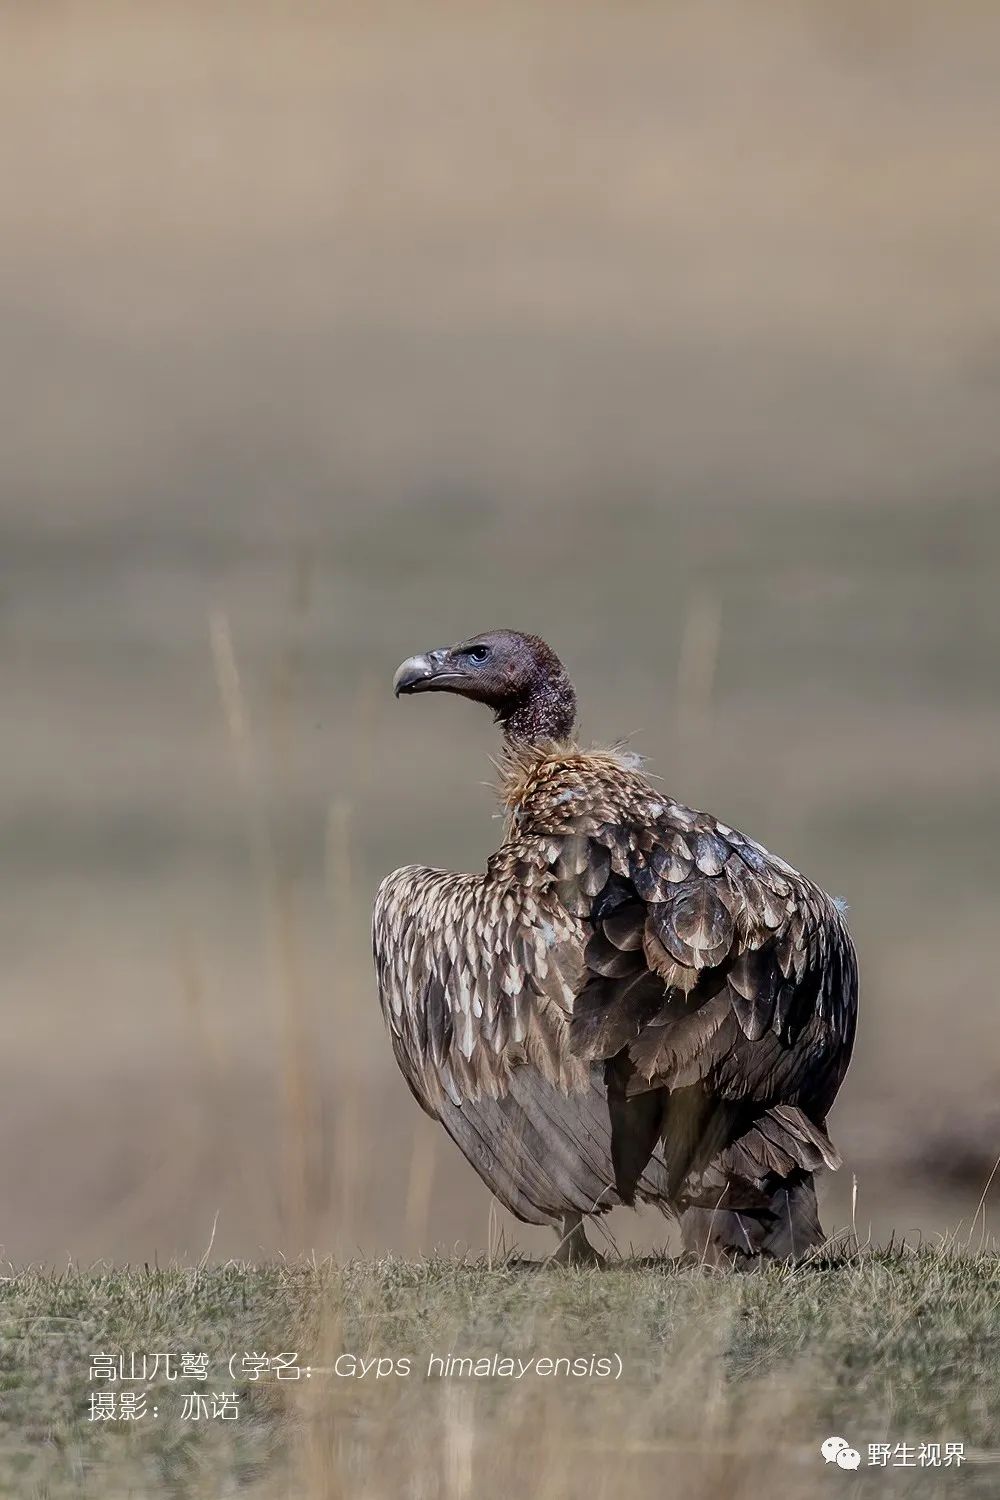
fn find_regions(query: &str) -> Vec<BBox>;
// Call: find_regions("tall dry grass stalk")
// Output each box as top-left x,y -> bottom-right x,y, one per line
210,606 -> 323,1248
403,1127 -> 439,1253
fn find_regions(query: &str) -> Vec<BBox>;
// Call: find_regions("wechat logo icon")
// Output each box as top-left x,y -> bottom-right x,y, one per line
822,1436 -> 861,1470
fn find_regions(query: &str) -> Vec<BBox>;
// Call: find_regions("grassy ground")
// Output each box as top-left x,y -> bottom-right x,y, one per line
1,1243 -> 997,1498
4,0 -> 1000,1269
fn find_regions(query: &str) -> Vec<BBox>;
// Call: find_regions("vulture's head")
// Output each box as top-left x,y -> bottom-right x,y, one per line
392,629 -> 576,744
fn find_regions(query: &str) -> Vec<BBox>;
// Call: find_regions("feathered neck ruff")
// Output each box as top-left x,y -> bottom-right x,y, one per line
493,739 -> 644,811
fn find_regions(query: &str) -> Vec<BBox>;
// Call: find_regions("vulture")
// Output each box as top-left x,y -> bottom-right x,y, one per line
373,630 -> 857,1266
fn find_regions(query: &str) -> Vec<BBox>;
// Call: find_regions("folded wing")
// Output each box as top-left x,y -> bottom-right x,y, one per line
373,846 -> 673,1226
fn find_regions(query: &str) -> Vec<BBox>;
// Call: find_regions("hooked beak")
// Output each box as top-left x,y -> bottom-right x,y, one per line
392,649 -> 463,697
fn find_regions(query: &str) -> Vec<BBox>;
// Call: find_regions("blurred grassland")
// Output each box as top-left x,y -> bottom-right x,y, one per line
0,0 -> 999,1270
1,1245 -> 999,1498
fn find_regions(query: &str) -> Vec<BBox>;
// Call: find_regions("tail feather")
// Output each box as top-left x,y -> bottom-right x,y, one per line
681,1170 -> 825,1266
676,1105 -> 837,1264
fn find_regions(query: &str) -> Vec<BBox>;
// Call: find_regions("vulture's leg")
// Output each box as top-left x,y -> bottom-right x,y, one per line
680,1171 -> 824,1268
552,1212 -> 605,1267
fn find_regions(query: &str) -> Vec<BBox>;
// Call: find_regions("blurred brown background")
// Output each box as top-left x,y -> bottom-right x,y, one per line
2,0 -> 998,1265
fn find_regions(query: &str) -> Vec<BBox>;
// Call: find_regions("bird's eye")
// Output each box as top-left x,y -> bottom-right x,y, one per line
465,644 -> 490,664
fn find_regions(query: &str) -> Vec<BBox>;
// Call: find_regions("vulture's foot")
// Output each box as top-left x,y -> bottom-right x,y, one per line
552,1212 -> 605,1268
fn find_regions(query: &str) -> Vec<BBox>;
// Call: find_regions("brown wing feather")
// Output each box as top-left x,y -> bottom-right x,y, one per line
372,842 -> 674,1224
559,804 -> 857,1126
372,847 -> 588,1117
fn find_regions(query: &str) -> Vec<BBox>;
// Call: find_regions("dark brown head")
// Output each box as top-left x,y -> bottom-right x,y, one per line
392,629 -> 576,744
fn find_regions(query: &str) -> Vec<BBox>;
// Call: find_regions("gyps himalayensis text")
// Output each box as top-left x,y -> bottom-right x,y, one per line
372,630 -> 858,1265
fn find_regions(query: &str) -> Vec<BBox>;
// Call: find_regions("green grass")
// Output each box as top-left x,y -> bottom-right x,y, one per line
1,1243 -> 998,1498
